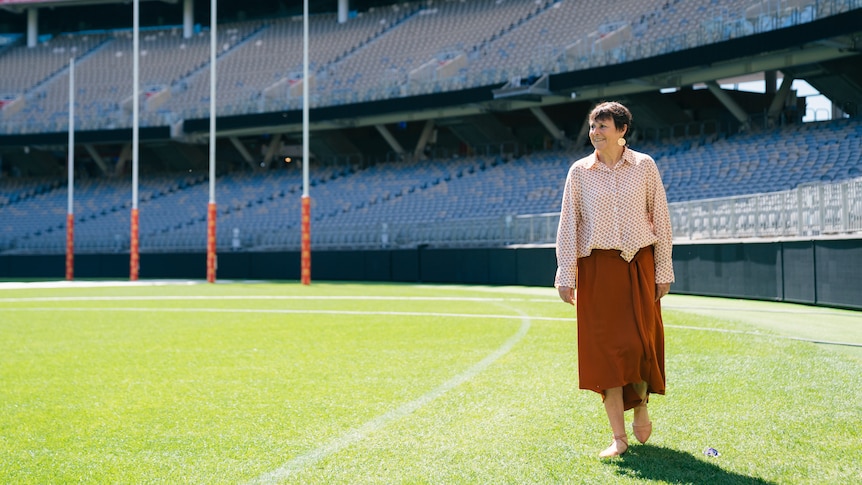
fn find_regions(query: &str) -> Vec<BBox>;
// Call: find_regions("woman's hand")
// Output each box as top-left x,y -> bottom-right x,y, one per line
558,286 -> 576,306
655,283 -> 670,301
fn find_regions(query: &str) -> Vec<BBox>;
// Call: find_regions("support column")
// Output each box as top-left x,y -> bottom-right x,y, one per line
338,0 -> 349,24
262,134 -> 282,170
529,106 -> 565,142
764,70 -> 777,95
115,143 -> 132,177
375,124 -> 406,159
413,119 -> 435,159
83,144 -> 111,175
706,80 -> 750,130
574,116 -> 591,148
183,0 -> 194,39
27,8 -> 38,47
229,136 -> 256,170
767,75 -> 795,126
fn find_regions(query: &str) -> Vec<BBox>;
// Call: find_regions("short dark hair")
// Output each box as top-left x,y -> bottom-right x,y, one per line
589,101 -> 632,134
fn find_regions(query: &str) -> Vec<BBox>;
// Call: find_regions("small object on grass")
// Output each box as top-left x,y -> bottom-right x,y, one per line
703,447 -> 720,457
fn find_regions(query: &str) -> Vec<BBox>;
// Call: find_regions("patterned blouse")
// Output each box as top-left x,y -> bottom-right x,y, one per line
554,147 -> 675,288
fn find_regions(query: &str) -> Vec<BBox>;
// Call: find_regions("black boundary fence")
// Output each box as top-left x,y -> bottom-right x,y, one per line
1,238 -> 860,310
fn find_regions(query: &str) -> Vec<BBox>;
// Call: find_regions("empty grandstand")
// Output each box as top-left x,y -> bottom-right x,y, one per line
0,0 -> 860,256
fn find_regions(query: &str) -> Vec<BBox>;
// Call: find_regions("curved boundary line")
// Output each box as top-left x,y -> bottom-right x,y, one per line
2,303 -> 534,481
245,312 -> 532,484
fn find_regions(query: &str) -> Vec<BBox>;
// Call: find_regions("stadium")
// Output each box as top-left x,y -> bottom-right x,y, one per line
0,0 -> 859,305
0,2 -> 861,482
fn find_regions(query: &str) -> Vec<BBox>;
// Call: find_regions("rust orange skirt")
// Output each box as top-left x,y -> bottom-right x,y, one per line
576,246 -> 666,410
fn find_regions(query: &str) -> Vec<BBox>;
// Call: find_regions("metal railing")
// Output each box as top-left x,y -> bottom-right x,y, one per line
222,176 -> 862,251
671,178 -> 862,239
510,176 -> 862,246
300,176 -> 860,250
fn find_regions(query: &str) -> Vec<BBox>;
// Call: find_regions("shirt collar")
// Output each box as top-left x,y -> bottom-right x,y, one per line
586,147 -> 634,170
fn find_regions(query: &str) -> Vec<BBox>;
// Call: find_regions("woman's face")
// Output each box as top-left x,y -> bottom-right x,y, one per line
589,116 -> 626,150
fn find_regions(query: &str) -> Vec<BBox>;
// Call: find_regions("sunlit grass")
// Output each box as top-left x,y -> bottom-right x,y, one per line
0,282 -> 859,484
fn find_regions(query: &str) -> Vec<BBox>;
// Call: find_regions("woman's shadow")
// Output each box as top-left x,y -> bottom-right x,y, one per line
610,444 -> 777,484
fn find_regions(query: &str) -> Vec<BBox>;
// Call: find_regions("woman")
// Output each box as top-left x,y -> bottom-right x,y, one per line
555,101 -> 673,458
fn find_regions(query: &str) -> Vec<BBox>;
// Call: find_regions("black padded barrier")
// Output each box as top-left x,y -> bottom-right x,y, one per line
0,240 -> 859,310
782,241 -> 817,304
814,239 -> 862,310
670,242 -> 783,301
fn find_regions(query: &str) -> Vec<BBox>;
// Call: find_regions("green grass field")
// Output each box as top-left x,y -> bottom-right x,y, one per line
1,281 -> 860,484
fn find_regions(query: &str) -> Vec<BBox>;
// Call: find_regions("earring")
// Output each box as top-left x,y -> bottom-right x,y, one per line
617,138 -> 626,146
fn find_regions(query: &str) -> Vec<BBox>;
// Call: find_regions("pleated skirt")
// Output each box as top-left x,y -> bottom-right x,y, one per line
576,246 -> 666,411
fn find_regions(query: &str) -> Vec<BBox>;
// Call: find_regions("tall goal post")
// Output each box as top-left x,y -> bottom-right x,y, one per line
65,57 -> 75,281
300,0 -> 311,285
206,0 -> 218,283
130,0 -> 141,281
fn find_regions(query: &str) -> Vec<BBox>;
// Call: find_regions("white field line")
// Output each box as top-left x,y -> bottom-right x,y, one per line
6,300 -> 860,349
1,293 -> 855,324
0,295 -> 540,303
2,306 -> 564,322
1,294 -> 858,479
2,295 -> 535,480
0,294 -> 855,318
0,280 -> 200,290
2,293 -> 859,343
245,309 -> 533,484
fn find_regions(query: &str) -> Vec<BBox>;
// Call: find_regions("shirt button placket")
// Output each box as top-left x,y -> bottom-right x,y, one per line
613,169 -> 623,247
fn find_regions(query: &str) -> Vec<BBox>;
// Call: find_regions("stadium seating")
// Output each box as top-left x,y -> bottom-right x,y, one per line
1,0 -> 859,254
1,118 -> 859,253
653,118 -> 862,202
0,0 -> 834,132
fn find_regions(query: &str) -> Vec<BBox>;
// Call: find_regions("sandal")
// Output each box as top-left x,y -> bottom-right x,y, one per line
632,421 -> 652,444
599,434 -> 629,458
632,402 -> 652,444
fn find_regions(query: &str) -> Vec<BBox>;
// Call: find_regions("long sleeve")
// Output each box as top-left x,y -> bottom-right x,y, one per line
555,165 -> 579,288
647,161 -> 675,284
